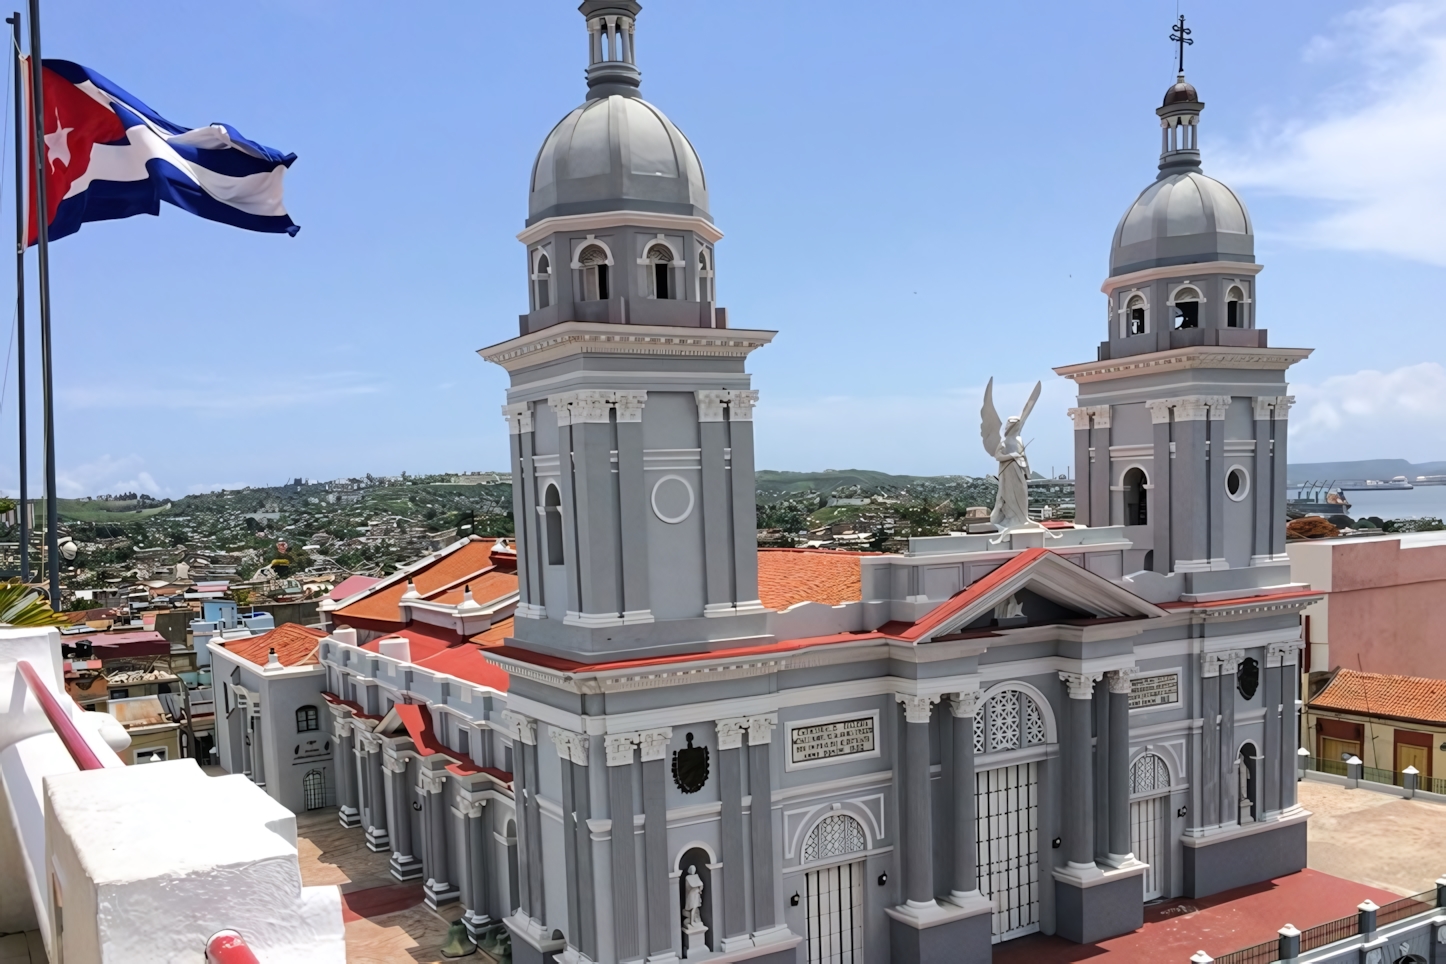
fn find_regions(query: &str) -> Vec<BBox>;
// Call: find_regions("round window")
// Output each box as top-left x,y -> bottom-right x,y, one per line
1226,466 -> 1250,502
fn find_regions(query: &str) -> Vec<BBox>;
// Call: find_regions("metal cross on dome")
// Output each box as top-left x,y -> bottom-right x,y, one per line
1170,14 -> 1194,73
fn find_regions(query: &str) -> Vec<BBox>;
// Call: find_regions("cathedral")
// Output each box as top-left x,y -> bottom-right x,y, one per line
313,4 -> 1319,963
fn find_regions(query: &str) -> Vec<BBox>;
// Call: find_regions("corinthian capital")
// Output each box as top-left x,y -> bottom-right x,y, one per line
501,710 -> 537,745
638,728 -> 674,762
1107,668 -> 1136,695
745,714 -> 777,745
502,401 -> 534,435
604,732 -> 638,767
896,693 -> 941,724
1059,671 -> 1103,700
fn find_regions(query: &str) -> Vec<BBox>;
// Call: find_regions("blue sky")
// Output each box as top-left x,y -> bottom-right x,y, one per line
1,0 -> 1444,497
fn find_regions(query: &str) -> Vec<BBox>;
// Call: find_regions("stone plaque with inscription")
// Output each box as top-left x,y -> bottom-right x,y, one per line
790,716 -> 876,765
1129,673 -> 1179,709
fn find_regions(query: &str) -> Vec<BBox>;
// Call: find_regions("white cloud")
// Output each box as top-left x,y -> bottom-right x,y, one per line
1289,361 -> 1446,459
56,454 -> 168,499
1218,0 -> 1446,265
754,377 -> 1078,478
58,371 -> 380,413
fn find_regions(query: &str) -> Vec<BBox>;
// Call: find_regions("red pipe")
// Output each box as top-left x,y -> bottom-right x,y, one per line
206,931 -> 260,964
16,659 -> 105,771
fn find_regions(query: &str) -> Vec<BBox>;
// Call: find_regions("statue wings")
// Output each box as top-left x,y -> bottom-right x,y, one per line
1012,381 -> 1042,437
981,377 -> 1003,458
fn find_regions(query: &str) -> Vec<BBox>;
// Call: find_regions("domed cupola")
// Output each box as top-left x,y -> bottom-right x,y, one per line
527,0 -> 709,226
1108,74 -> 1253,277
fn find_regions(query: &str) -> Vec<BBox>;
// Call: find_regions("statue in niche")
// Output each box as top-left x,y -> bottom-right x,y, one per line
683,865 -> 704,927
980,378 -> 1042,532
1237,754 -> 1254,824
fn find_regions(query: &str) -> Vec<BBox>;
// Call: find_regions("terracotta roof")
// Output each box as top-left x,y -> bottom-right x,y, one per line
427,570 -> 521,606
470,616 -> 514,648
334,540 -> 512,625
329,574 -> 381,601
757,548 -> 869,609
358,624 -> 511,692
1309,669 -> 1446,726
223,623 -> 326,667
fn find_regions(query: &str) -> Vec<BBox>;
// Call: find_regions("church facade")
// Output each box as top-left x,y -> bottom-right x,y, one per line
316,5 -> 1319,963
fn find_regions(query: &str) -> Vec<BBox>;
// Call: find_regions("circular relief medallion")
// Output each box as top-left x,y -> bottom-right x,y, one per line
651,474 -> 695,524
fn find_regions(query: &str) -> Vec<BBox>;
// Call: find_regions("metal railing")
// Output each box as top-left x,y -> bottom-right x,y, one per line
206,931 -> 260,964
1213,888 -> 1439,963
1305,756 -> 1446,795
16,658 -> 105,770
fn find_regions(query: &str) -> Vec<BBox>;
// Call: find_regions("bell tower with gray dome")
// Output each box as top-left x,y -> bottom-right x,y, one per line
1057,70 -> 1313,593
481,0 -> 774,664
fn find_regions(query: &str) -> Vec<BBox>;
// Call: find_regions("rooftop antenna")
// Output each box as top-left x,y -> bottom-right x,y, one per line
1170,14 -> 1193,74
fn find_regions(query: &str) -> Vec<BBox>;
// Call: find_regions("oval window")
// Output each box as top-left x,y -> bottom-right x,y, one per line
1226,466 -> 1249,502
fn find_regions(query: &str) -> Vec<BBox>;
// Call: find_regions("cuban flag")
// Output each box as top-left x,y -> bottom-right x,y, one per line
28,59 -> 298,243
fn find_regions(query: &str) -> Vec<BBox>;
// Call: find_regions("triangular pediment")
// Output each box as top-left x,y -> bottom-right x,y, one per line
903,548 -> 1167,643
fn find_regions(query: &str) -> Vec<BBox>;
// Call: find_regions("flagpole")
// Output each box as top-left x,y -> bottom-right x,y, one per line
7,12 -> 27,584
24,0 -> 55,605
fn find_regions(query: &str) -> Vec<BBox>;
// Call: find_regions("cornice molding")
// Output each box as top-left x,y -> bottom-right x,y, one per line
517,210 -> 724,247
1054,346 -> 1313,385
1100,260 -> 1263,295
480,322 -> 777,373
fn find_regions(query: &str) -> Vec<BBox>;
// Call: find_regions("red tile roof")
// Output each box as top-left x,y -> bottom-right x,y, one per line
329,574 -> 381,601
223,623 -> 327,667
757,548 -> 870,610
358,624 -> 510,692
334,540 -> 517,625
1309,669 -> 1446,726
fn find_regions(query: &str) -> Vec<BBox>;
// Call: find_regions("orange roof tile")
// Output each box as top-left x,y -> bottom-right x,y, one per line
428,570 -> 520,606
757,548 -> 867,610
470,616 -> 514,648
1309,669 -> 1446,726
335,540 -> 500,624
224,623 -> 326,667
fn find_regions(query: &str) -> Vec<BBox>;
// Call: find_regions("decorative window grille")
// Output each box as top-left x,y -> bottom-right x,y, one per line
979,689 -> 1049,754
802,813 -> 866,863
1130,753 -> 1172,795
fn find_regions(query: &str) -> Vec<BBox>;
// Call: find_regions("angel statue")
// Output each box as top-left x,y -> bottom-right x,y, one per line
980,377 -> 1042,532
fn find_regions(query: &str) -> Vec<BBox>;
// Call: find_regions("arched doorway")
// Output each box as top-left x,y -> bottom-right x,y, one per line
1129,753 -> 1171,899
801,813 -> 867,963
302,769 -> 326,811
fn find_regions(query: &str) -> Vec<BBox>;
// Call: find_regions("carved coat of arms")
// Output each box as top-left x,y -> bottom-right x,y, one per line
672,732 -> 710,794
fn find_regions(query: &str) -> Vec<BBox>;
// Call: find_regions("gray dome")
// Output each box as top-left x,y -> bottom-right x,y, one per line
527,94 -> 709,226
1110,171 -> 1253,276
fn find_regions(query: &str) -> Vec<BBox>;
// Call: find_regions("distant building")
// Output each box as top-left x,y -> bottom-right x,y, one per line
1305,669 -> 1445,786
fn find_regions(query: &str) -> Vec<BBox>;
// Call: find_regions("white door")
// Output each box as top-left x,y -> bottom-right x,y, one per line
805,860 -> 864,964
975,762 -> 1040,942
1130,794 -> 1168,900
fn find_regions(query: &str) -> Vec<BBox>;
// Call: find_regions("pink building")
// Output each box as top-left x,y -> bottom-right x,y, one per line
1288,530 -> 1446,677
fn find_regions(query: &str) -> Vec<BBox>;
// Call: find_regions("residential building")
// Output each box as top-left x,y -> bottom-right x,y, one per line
1305,668 -> 1446,787
1288,530 -> 1446,678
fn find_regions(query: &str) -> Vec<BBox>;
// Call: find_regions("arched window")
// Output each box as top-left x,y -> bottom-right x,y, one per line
698,249 -> 714,304
1126,294 -> 1147,335
544,483 -> 565,566
296,705 -> 319,733
1130,753 -> 1171,795
302,769 -> 326,810
532,252 -> 551,310
1226,285 -> 1244,328
1123,467 -> 1148,526
646,243 -> 673,300
802,812 -> 867,863
1171,286 -> 1201,329
973,688 -> 1048,754
578,244 -> 610,301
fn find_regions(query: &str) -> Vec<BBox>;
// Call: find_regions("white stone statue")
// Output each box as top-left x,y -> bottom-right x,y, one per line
980,378 -> 1042,531
683,865 -> 704,928
1237,756 -> 1253,824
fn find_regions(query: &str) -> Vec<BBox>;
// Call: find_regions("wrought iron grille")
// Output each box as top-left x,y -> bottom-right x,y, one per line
802,814 -> 866,863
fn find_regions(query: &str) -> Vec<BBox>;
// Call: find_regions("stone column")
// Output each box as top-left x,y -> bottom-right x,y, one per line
639,728 -> 675,960
697,391 -> 735,618
551,728 -> 596,960
551,729 -> 582,954
727,392 -> 763,614
1251,397 -> 1275,564
1067,408 -> 1093,526
1263,645 -> 1285,817
575,392 -> 624,623
614,391 -> 652,623
1207,398 -> 1229,566
1279,644 -> 1300,810
948,692 -> 982,902
1270,398 -> 1294,559
420,766 -> 456,908
1219,651 -> 1243,825
383,748 -> 422,880
504,402 -> 542,617
458,796 -> 491,936
605,733 -> 642,962
1059,672 -> 1102,868
746,715 -> 779,938
503,711 -> 538,921
549,396 -> 584,617
1171,397 -> 1210,571
716,718 -> 750,951
1201,654 -> 1222,828
361,732 -> 390,852
1106,669 -> 1134,863
897,694 -> 941,908
335,718 -> 360,828
1147,400 -> 1173,573
1089,406 -> 1111,527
